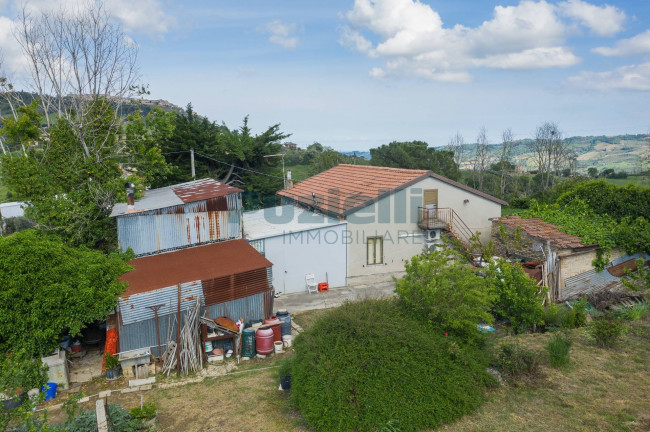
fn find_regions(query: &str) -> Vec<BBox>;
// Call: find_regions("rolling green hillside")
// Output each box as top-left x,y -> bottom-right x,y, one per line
452,134 -> 649,174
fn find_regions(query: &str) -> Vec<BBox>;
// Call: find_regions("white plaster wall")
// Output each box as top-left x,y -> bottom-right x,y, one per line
263,223 -> 347,294
346,177 -> 502,280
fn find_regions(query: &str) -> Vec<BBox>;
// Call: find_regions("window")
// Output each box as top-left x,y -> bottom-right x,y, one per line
367,236 -> 383,265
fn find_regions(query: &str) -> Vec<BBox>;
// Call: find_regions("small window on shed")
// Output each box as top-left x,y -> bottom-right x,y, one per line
367,236 -> 383,265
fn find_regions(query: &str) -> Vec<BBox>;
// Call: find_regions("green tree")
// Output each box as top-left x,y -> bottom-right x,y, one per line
370,140 -> 460,180
0,230 -> 132,356
587,167 -> 598,178
0,99 -> 169,249
395,249 -> 494,341
485,260 -> 546,332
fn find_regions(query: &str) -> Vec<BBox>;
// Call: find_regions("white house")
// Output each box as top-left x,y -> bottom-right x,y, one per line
244,205 -> 347,294
278,164 -> 507,285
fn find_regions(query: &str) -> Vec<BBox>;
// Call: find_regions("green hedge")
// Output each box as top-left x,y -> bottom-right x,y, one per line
290,299 -> 494,432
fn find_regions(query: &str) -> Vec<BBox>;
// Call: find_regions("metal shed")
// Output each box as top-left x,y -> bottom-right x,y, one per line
244,205 -> 347,294
117,239 -> 273,356
111,179 -> 244,256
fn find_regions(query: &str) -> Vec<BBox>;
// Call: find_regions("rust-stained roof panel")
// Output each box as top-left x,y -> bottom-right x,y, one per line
111,178 -> 244,217
120,239 -> 271,298
277,164 -> 507,216
492,216 -> 588,249
172,178 -> 244,203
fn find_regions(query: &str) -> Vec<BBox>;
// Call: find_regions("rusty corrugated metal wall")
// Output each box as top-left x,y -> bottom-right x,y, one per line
201,268 -> 270,306
118,290 -> 272,357
116,194 -> 243,256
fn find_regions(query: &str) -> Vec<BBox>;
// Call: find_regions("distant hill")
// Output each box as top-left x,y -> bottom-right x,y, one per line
0,92 -> 185,122
341,151 -> 371,160
437,134 -> 649,174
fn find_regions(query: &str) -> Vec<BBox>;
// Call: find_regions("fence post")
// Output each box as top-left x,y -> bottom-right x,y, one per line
96,398 -> 109,432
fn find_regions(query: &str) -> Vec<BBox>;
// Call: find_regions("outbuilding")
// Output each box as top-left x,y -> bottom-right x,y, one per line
244,205 -> 347,294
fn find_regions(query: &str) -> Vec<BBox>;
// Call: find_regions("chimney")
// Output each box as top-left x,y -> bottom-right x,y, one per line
285,170 -> 293,190
125,182 -> 135,212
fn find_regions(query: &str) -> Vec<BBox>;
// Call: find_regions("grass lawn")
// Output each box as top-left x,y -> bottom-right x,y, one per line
44,312 -> 649,432
604,176 -> 650,187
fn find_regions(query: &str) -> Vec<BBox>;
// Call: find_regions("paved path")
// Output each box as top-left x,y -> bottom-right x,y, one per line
274,280 -> 397,313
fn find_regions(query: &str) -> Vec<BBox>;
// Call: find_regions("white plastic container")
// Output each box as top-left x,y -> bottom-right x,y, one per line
274,341 -> 284,354
282,335 -> 292,348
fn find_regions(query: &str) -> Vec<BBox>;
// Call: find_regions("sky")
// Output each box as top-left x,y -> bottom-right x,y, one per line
0,0 -> 649,151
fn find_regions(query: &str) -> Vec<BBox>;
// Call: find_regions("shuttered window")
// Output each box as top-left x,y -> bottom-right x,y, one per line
367,236 -> 383,265
423,189 -> 438,207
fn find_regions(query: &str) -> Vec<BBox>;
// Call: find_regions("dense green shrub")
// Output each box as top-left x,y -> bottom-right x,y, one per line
54,404 -> 145,432
495,342 -> 539,379
614,302 -> 649,321
395,249 -> 493,341
588,315 -> 626,348
556,180 -> 650,221
543,303 -> 588,330
546,333 -> 572,367
129,401 -> 157,419
290,299 -> 494,432
486,261 -> 546,332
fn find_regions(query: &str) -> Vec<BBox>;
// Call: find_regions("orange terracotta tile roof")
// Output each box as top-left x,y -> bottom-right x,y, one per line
492,216 -> 592,250
278,164 -> 507,216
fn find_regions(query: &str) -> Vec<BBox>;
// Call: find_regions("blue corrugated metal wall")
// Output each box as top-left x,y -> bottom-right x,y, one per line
116,195 -> 243,256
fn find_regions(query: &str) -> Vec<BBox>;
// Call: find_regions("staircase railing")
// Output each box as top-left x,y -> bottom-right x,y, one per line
418,207 -> 475,247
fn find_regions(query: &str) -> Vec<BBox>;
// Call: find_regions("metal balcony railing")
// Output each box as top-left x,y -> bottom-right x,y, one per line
417,207 -> 475,246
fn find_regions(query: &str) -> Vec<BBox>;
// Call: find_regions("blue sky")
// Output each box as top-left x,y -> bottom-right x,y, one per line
1,0 -> 649,150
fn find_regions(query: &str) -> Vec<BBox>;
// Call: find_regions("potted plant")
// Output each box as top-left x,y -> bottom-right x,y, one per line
105,353 -> 121,381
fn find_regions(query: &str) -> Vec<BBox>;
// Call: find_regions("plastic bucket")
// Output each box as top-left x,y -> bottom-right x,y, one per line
274,341 -> 284,354
42,382 -> 57,401
204,341 -> 213,352
282,334 -> 292,348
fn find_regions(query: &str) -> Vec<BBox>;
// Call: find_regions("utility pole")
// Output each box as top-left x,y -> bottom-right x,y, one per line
190,148 -> 196,179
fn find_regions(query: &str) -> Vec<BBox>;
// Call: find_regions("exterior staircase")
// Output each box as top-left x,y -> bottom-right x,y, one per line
417,207 -> 476,251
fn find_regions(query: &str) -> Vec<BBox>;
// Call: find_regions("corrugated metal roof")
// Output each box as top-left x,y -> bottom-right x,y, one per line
277,164 -> 507,217
243,205 -> 346,241
202,268 -> 269,306
120,239 -> 272,298
118,280 -> 204,325
110,178 -> 243,217
562,253 -> 650,300
116,195 -> 242,256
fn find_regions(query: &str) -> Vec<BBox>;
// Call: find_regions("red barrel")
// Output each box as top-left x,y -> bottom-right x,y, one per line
264,318 -> 282,343
256,328 -> 275,355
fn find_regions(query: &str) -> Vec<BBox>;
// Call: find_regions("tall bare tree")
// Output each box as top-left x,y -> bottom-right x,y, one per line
447,131 -> 465,168
473,126 -> 490,190
532,122 -> 567,190
14,1 -> 140,161
498,128 -> 514,198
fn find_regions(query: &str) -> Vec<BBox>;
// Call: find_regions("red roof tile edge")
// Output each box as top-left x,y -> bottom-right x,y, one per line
491,216 -> 596,250
277,164 -> 508,216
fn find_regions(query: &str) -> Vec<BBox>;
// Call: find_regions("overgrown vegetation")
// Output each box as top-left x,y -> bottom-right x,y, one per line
546,333 -> 573,367
494,342 -> 539,379
289,298 -> 494,432
588,314 -> 626,348
395,249 -> 494,341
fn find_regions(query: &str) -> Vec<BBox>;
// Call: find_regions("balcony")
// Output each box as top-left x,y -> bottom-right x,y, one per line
417,207 -> 452,231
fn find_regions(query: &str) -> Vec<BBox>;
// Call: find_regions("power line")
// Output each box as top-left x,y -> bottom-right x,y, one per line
192,151 -> 285,180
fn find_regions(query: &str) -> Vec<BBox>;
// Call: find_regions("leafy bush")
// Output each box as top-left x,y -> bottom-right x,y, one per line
546,333 -> 572,367
395,249 -> 493,341
543,301 -> 590,330
290,299 -> 494,432
587,315 -> 626,348
129,401 -> 157,419
54,404 -> 145,432
614,301 -> 650,321
105,353 -> 120,370
494,342 -> 539,379
486,261 -> 546,332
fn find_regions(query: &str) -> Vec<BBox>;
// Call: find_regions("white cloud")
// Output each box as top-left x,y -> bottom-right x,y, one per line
558,0 -> 625,36
593,30 -> 650,57
259,20 -> 299,50
341,0 -> 627,82
567,62 -> 650,91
